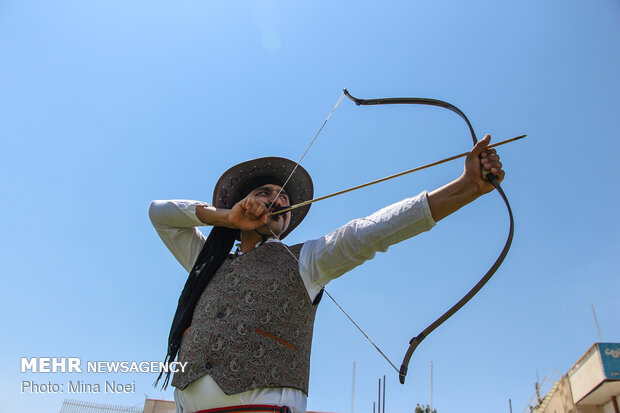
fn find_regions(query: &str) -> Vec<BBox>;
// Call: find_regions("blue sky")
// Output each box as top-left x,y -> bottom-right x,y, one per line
2,1 -> 619,412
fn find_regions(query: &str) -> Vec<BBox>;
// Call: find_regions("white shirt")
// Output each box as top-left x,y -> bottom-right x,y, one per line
148,191 -> 435,413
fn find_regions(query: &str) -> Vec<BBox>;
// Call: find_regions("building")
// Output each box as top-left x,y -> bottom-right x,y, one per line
142,398 -> 176,413
532,343 -> 620,413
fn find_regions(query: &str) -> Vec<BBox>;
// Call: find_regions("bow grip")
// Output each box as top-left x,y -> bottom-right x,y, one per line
482,167 -> 500,182
482,168 -> 492,181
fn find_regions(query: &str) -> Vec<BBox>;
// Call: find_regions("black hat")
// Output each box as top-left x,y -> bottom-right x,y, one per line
212,157 -> 314,239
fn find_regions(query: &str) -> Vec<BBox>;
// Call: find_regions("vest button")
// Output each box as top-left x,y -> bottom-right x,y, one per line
204,362 -> 213,370
216,312 -> 224,319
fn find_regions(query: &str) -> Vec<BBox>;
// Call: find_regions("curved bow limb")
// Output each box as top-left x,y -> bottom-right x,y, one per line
343,88 -> 478,145
399,174 -> 514,383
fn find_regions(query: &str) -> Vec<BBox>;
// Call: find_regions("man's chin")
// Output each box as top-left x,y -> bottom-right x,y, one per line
254,225 -> 279,237
258,222 -> 289,238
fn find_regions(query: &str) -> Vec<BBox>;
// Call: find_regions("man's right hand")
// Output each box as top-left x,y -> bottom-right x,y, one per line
227,197 -> 270,231
195,196 -> 270,231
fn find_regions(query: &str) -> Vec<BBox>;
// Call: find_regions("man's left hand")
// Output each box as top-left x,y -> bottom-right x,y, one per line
463,134 -> 505,195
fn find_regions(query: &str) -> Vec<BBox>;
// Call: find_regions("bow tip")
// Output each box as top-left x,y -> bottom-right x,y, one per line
342,88 -> 361,105
399,365 -> 408,384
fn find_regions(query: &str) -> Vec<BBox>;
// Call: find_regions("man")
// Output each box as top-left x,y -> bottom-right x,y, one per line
149,135 -> 504,413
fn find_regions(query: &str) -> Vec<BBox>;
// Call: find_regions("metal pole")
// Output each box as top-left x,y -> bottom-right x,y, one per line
509,398 -> 513,413
382,375 -> 386,413
378,378 -> 381,413
591,300 -> 603,341
430,361 -> 433,411
351,362 -> 356,413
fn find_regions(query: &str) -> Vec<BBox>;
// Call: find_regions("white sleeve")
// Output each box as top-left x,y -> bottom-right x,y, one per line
148,199 -> 211,273
299,191 -> 436,300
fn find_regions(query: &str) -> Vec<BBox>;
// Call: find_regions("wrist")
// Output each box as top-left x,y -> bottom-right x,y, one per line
221,209 -> 235,228
428,176 -> 481,222
455,174 -> 484,202
196,205 -> 236,228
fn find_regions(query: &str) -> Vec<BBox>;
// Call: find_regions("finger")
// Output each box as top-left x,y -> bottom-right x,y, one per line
491,168 -> 505,182
483,161 -> 503,171
254,203 -> 266,218
469,134 -> 491,158
238,198 -> 249,212
241,199 -> 251,215
480,148 -> 497,159
248,202 -> 266,218
246,200 -> 257,215
486,162 -> 504,177
244,199 -> 259,216
481,154 -> 500,164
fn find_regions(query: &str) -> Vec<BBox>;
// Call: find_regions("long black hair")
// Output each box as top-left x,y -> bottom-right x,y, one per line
154,225 -> 237,389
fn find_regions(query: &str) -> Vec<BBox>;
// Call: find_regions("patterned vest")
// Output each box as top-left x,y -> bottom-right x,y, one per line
171,242 -> 319,395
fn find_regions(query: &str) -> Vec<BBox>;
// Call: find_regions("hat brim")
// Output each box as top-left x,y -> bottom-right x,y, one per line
212,157 -> 314,240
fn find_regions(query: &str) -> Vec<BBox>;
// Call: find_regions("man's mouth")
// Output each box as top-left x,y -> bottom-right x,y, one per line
268,205 -> 289,215
267,205 -> 290,220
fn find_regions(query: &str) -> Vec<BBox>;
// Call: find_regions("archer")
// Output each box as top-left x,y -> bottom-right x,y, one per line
148,134 -> 503,413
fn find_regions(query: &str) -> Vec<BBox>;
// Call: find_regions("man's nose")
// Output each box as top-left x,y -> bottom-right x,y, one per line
271,196 -> 285,207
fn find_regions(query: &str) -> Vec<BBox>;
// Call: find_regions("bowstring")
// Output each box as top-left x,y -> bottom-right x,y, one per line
267,92 -> 345,212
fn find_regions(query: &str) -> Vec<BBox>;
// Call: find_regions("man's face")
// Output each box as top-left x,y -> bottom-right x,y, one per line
249,184 -> 291,237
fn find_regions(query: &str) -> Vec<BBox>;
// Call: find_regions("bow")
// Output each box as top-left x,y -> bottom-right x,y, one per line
342,89 -> 515,384
270,89 -> 516,385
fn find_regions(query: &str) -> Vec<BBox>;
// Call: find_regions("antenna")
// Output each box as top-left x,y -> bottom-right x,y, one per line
535,370 -> 542,405
590,300 -> 603,341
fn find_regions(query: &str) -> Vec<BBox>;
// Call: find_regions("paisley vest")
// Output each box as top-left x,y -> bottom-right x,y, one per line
171,242 -> 319,395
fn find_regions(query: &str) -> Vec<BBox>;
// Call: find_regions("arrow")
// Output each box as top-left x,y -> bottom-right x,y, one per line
269,134 -> 526,216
